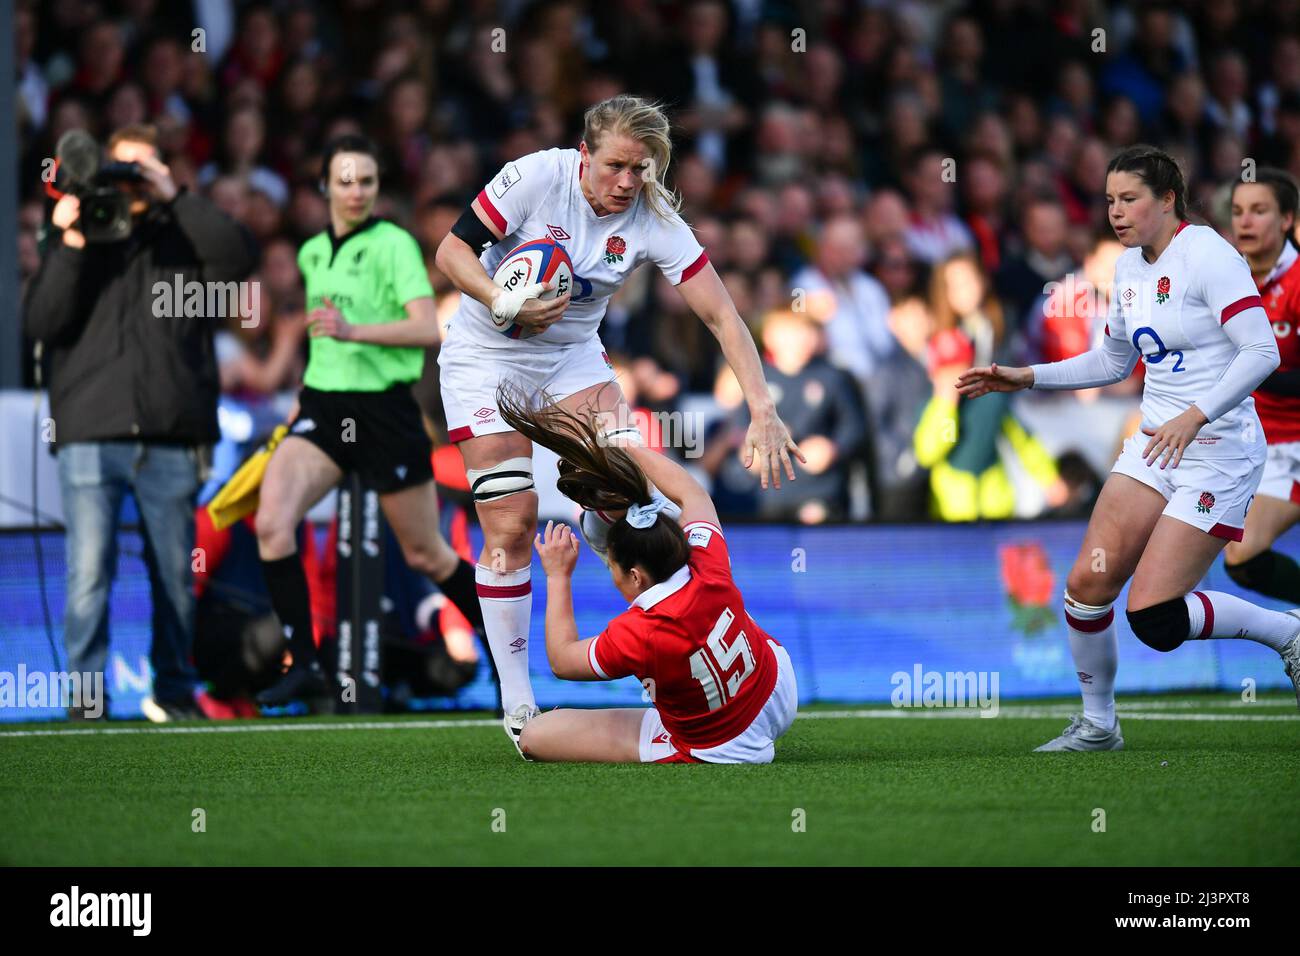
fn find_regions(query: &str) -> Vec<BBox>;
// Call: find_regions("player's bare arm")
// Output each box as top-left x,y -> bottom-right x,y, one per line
675,261 -> 805,489
309,295 -> 442,347
621,443 -> 720,529
534,520 -> 600,681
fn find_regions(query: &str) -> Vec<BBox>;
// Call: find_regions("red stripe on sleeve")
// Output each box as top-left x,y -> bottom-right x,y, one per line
447,425 -> 475,443
1220,295 -> 1263,324
679,251 -> 709,284
476,189 -> 507,234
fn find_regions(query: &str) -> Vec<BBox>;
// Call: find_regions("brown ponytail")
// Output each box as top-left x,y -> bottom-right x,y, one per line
496,384 -> 690,583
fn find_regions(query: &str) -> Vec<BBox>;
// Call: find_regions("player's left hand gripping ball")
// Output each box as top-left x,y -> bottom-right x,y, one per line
490,237 -> 574,339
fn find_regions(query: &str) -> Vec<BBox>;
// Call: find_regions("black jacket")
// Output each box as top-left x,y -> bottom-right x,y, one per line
23,191 -> 257,447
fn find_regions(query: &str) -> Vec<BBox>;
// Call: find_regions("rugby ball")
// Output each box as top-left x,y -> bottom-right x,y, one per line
490,237 -> 574,338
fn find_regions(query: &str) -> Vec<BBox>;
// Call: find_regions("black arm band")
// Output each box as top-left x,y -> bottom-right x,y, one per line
451,206 -> 499,253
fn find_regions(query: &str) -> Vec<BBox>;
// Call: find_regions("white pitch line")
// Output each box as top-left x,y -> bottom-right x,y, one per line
1092,698 -> 1297,710
799,708 -> 1300,722
0,718 -> 499,738
1,707 -> 1297,739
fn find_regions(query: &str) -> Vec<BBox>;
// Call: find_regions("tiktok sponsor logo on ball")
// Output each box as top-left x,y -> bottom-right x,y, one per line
890,664 -> 1000,718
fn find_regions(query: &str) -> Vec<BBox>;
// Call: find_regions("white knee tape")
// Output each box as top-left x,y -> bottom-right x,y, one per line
1064,590 -> 1113,615
599,425 -> 644,447
467,457 -> 534,502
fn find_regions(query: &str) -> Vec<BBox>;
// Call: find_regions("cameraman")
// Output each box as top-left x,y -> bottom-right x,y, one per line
23,124 -> 257,722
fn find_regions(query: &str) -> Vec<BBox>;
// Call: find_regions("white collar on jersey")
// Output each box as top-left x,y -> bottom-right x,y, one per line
1262,241 -> 1299,289
631,563 -> 692,610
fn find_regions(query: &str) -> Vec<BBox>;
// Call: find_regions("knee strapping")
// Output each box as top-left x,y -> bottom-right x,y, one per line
1063,590 -> 1115,631
1126,598 -> 1190,653
466,457 -> 534,503
599,424 -> 644,446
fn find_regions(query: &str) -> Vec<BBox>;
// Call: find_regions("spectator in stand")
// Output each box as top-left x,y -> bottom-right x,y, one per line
902,146 -> 975,265
197,106 -> 289,207
1204,49 -> 1253,141
929,253 -> 1006,367
996,199 -> 1077,342
961,150 -> 1012,275
871,237 -> 925,305
914,329 -> 1065,522
713,311 -> 866,524
793,216 -> 895,388
865,295 -> 934,520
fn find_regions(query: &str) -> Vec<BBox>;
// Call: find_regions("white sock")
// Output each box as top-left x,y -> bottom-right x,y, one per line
1063,591 -> 1118,731
1184,591 -> 1299,652
475,563 -> 535,713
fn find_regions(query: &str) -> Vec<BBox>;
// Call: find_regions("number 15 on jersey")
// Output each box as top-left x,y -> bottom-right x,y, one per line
689,607 -> 756,712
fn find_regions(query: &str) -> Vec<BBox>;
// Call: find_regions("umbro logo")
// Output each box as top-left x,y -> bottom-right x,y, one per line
474,407 -> 495,420
548,224 -> 571,241
653,731 -> 671,745
508,637 -> 527,653
1077,671 -> 1094,684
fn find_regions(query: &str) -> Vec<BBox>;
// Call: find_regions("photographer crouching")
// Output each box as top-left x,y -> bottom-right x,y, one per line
23,124 -> 257,721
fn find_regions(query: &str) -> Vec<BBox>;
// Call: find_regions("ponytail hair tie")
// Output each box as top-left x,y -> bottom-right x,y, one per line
625,497 -> 666,529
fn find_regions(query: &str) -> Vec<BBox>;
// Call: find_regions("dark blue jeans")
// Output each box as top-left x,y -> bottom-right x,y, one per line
57,441 -> 203,703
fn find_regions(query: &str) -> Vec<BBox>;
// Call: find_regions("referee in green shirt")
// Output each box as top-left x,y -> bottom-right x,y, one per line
254,134 -> 484,706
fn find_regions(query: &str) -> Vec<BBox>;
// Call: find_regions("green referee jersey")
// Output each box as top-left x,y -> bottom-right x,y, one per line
298,217 -> 433,392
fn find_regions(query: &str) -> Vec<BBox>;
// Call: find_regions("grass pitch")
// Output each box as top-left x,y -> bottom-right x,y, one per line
2,694 -> 1296,866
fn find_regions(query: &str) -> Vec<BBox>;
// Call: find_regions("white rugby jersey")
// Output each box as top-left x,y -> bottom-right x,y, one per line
449,148 -> 708,349
1033,222 -> 1280,459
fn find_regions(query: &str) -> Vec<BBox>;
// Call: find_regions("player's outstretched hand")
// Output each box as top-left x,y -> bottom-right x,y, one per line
535,519 -> 580,578
955,363 -> 1034,399
1141,405 -> 1209,470
744,405 -> 806,490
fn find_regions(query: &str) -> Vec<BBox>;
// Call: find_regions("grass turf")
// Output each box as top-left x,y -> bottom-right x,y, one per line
1,695 -> 1296,866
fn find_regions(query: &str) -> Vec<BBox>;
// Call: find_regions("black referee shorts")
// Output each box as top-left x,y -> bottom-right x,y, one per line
289,384 -> 434,495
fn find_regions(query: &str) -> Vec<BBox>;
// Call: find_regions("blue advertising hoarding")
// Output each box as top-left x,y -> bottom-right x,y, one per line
1,520 -> 1295,721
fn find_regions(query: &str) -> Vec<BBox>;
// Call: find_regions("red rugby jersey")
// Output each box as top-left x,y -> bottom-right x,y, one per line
1255,243 -> 1300,444
587,520 -> 780,750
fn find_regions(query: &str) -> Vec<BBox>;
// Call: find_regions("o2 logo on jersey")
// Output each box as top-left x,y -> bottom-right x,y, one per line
570,273 -> 595,303
1131,326 -> 1186,372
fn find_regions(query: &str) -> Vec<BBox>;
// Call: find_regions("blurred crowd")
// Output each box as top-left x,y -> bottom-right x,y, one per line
17,0 -> 1295,523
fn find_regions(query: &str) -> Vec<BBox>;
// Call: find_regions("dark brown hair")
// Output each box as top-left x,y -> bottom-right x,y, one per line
495,385 -> 690,583
1106,144 -> 1187,219
107,124 -> 158,153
